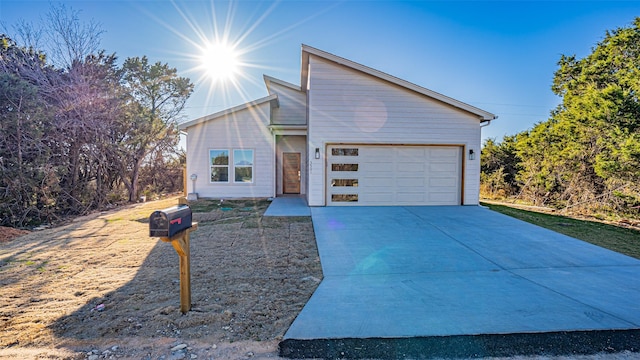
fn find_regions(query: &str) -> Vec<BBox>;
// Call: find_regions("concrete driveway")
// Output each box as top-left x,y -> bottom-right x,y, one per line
281,206 -> 640,358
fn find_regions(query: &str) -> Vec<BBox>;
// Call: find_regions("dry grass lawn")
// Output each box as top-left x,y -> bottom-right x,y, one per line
0,197 -> 322,359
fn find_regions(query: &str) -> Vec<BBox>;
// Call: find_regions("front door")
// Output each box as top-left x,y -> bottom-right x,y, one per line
283,152 -> 301,194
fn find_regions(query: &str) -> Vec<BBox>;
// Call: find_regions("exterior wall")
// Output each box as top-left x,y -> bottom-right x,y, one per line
269,82 -> 307,125
185,102 -> 275,199
275,135 -> 307,195
307,56 -> 482,206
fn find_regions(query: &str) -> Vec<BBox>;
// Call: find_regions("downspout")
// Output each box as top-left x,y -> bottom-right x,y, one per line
480,115 -> 497,128
179,130 -> 189,197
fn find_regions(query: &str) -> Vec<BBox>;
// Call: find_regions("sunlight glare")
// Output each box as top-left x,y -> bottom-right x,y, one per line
154,0 -> 336,117
200,42 -> 240,82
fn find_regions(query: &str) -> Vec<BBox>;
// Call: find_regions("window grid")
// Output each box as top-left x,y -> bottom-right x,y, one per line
209,149 -> 254,184
210,149 -> 229,183
233,149 -> 254,183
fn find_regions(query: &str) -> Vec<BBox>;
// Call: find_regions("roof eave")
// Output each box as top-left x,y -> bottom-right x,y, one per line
178,94 -> 278,130
264,75 -> 302,93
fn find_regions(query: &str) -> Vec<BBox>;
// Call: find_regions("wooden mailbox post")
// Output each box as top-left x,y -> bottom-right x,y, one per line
149,198 -> 197,314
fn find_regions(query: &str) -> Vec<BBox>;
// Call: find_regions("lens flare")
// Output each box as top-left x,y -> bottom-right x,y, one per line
200,42 -> 240,82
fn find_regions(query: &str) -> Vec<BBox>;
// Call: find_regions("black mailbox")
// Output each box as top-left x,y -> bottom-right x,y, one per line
149,205 -> 192,238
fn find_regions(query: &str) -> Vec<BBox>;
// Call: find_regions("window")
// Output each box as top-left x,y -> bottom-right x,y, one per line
209,149 -> 254,183
331,179 -> 359,187
234,149 -> 254,183
210,149 -> 229,182
332,194 -> 358,202
332,148 -> 359,156
332,163 -> 359,171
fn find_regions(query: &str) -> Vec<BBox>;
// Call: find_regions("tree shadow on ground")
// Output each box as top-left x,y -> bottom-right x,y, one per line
47,201 -> 322,351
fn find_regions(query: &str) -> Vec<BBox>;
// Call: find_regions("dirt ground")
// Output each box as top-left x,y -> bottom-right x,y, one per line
0,197 -> 322,359
0,226 -> 31,243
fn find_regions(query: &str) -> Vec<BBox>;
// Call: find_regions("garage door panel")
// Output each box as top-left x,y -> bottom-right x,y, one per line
429,192 -> 459,204
397,177 -> 425,187
397,162 -> 425,172
429,177 -> 456,187
430,148 -> 458,157
402,187 -> 428,194
361,148 -> 394,160
398,193 -> 426,202
361,160 -> 392,169
430,161 -> 458,173
327,145 -> 461,206
365,177 -> 394,187
361,171 -> 392,178
359,186 -> 394,194
398,148 -> 424,159
361,193 -> 394,204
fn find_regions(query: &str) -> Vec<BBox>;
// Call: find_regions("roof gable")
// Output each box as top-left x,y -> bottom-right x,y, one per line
300,44 -> 496,121
178,94 -> 278,130
181,45 -> 496,130
264,75 -> 302,93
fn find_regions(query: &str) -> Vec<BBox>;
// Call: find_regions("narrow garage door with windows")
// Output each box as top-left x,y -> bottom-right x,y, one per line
327,145 -> 462,206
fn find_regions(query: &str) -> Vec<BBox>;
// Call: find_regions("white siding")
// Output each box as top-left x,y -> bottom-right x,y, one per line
185,102 -> 275,199
307,56 -> 482,206
269,82 -> 307,125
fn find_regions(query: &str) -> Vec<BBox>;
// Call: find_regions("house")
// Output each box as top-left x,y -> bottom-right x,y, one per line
178,45 -> 496,206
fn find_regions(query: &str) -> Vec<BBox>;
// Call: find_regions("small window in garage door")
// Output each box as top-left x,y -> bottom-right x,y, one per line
331,148 -> 359,156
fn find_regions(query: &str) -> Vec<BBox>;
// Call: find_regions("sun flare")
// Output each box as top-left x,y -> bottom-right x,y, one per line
200,42 -> 240,82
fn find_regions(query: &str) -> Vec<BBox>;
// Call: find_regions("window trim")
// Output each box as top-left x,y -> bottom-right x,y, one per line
208,148 -> 255,184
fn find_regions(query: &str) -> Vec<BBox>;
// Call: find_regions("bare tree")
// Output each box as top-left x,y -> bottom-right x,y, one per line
44,3 -> 104,69
1,3 -> 191,227
10,19 -> 45,52
8,3 -> 103,69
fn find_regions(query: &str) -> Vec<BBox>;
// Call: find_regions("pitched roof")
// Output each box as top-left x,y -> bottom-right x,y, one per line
264,75 -> 302,93
300,44 -> 496,121
178,94 -> 278,130
181,45 -> 496,130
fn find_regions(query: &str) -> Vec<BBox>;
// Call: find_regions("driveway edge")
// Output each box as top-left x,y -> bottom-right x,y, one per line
279,329 -> 640,359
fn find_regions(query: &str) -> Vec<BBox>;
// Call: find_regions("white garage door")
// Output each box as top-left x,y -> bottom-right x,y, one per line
327,145 -> 462,206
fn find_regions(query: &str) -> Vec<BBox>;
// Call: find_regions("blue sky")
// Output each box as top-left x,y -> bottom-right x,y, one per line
2,1 -> 640,143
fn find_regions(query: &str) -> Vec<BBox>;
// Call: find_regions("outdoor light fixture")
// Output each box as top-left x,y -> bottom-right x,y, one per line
469,149 -> 475,160
315,148 -> 320,159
